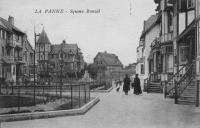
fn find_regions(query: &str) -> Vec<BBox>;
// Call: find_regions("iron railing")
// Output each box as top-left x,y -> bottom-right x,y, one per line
164,65 -> 186,98
0,82 -> 91,114
175,60 -> 196,104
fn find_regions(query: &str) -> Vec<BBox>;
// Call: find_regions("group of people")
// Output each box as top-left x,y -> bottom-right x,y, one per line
116,74 -> 142,95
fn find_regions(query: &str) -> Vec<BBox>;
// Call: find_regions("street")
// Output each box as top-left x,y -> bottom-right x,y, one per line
2,87 -> 200,128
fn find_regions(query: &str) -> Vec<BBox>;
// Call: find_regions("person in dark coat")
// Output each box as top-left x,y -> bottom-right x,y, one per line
133,74 -> 142,95
123,74 -> 131,95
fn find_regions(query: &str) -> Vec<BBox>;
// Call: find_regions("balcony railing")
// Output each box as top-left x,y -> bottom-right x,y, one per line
3,56 -> 15,63
6,39 -> 15,48
15,57 -> 23,62
14,41 -> 23,49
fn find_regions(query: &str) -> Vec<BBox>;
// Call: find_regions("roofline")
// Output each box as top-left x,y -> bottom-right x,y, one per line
140,13 -> 161,39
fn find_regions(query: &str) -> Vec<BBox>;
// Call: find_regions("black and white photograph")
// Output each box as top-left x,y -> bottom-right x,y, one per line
0,0 -> 200,128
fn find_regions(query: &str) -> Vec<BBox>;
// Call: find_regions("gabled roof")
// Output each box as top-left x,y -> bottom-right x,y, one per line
25,40 -> 34,53
94,52 -> 123,66
0,17 -> 24,34
37,29 -> 51,44
140,13 -> 161,39
49,41 -> 78,55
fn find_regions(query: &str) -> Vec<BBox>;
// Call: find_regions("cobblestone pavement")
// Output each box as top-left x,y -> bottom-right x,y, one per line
2,87 -> 200,128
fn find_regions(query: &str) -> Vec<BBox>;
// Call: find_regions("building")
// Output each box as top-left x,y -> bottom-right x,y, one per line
144,0 -> 200,105
147,0 -> 174,83
124,63 -> 137,76
93,51 -> 123,82
136,14 -> 161,88
0,16 -> 26,83
48,40 -> 85,82
136,40 -> 145,84
167,0 -> 198,104
35,29 -> 51,84
23,38 -> 34,82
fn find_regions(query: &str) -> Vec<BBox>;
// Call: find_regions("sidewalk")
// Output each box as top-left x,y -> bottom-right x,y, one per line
2,87 -> 200,128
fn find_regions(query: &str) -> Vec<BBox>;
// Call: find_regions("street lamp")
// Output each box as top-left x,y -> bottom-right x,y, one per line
60,63 -> 63,98
59,48 -> 64,98
33,25 -> 41,105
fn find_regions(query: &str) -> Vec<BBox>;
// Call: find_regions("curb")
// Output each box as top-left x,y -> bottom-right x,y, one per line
91,86 -> 114,93
0,97 -> 100,122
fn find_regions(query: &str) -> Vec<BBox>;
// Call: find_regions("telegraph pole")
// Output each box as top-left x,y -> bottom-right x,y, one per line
34,26 -> 36,105
33,25 -> 40,105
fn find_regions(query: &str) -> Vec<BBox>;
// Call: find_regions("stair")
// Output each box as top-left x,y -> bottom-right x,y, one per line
178,80 -> 196,105
147,82 -> 162,93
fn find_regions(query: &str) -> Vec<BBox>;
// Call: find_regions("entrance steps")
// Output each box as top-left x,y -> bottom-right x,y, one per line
178,80 -> 196,105
147,82 -> 162,93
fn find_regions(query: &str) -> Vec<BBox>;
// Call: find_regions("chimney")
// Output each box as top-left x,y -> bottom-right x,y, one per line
8,16 -> 14,25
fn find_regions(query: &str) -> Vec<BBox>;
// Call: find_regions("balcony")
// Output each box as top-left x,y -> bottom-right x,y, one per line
15,56 -> 25,63
160,33 -> 173,43
15,41 -> 23,49
6,39 -> 15,48
2,56 -> 14,64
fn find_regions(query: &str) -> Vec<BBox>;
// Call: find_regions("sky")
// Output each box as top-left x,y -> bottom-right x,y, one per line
0,0 -> 157,65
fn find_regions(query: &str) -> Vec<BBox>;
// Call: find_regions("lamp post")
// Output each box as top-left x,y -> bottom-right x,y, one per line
33,26 -> 40,105
59,48 -> 64,98
60,63 -> 63,98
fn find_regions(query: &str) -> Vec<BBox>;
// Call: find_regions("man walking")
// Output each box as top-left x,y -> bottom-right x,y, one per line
123,74 -> 131,95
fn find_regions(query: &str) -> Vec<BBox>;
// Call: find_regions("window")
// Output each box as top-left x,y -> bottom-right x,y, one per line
166,46 -> 173,54
13,66 -> 15,75
141,64 -> 144,74
179,0 -> 195,12
187,0 -> 195,9
0,65 -> 1,77
2,47 -> 4,56
168,12 -> 173,32
4,31 -> 6,40
0,29 -> 2,38
2,30 -> 5,39
179,45 -> 189,65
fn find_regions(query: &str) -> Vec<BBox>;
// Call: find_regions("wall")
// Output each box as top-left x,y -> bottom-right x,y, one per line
143,24 -> 160,80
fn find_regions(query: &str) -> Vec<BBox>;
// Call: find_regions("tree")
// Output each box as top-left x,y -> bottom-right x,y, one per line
86,64 -> 106,79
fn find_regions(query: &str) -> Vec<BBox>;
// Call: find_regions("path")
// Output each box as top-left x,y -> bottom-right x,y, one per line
2,87 -> 200,128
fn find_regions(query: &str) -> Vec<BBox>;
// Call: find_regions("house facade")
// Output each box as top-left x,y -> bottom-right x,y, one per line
148,0 -> 174,83
136,14 -> 161,88
94,51 -> 123,82
0,16 -> 26,83
136,40 -> 145,79
23,38 -> 34,82
137,0 -> 200,105
48,40 -> 85,82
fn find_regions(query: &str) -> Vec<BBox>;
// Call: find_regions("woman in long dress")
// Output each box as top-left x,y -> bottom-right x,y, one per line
123,74 -> 131,95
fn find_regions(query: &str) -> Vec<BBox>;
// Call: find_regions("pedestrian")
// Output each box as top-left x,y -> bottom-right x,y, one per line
133,74 -> 142,95
119,80 -> 122,86
116,81 -> 120,92
123,74 -> 131,95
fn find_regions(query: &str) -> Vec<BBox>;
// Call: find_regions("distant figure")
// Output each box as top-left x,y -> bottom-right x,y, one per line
123,74 -> 131,95
133,74 -> 142,95
119,80 -> 122,86
116,81 -> 120,92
